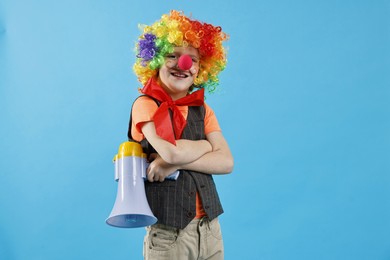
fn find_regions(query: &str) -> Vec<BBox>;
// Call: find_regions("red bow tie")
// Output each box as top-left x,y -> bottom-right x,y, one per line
141,77 -> 205,145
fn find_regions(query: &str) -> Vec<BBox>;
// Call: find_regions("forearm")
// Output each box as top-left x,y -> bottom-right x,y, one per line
178,131 -> 234,174
146,132 -> 233,181
171,139 -> 212,164
142,122 -> 212,164
178,149 -> 233,174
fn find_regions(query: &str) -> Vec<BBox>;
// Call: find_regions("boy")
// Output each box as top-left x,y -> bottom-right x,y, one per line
129,10 -> 233,260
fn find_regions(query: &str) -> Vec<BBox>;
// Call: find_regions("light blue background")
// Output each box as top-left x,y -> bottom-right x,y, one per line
1,0 -> 389,259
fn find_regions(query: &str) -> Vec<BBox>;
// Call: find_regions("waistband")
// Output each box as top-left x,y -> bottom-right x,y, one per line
148,217 -> 218,232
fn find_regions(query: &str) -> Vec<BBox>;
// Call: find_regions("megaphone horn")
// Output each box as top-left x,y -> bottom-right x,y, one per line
106,141 -> 157,228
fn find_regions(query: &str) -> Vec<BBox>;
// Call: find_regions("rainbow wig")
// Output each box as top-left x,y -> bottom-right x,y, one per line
133,10 -> 228,93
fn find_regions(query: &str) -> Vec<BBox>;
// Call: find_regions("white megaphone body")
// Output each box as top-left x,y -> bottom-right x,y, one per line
106,141 -> 157,228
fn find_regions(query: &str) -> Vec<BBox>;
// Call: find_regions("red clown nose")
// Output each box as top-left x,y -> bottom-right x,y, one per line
177,55 -> 193,71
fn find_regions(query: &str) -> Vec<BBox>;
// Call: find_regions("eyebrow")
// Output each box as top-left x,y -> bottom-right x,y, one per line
170,51 -> 199,60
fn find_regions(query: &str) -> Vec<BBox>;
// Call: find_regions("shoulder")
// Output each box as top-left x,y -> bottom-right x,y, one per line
203,102 -> 217,118
133,95 -> 159,107
203,102 -> 212,110
203,102 -> 221,133
132,95 -> 159,113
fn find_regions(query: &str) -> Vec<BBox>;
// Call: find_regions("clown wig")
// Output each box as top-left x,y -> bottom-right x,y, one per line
133,10 -> 228,93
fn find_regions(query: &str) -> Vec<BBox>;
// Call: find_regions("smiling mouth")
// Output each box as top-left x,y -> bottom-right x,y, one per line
171,71 -> 189,78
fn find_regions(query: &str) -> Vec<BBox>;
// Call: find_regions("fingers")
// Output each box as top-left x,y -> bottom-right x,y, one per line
158,175 -> 165,182
146,154 -> 171,182
156,176 -> 163,182
154,172 -> 162,182
147,167 -> 154,182
147,171 -> 165,182
146,165 -> 166,182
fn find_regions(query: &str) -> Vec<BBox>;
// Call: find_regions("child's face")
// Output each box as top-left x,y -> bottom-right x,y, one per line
158,46 -> 200,100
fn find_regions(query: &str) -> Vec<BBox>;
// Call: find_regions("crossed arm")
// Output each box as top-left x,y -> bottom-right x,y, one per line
141,121 -> 234,182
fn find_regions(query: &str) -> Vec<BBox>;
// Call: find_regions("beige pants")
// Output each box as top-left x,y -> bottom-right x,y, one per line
143,217 -> 224,260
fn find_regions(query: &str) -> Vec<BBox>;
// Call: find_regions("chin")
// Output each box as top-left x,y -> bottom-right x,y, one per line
170,79 -> 194,90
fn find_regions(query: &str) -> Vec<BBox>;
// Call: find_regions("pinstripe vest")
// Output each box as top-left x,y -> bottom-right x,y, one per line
138,103 -> 224,229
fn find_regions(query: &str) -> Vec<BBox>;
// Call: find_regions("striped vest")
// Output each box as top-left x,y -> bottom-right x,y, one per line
134,102 -> 224,229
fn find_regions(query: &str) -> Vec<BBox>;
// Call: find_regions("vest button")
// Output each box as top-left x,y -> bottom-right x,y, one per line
200,185 -> 206,188
205,205 -> 210,209
188,191 -> 195,197
187,212 -> 193,218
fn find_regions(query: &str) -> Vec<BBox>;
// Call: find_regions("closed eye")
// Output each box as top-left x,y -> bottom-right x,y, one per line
166,54 -> 178,59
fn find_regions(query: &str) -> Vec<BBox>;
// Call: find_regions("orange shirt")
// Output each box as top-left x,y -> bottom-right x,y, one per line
131,96 -> 221,141
131,96 -> 221,218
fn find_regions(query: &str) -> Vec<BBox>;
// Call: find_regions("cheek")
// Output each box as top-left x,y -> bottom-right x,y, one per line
165,60 -> 176,69
159,66 -> 170,77
190,64 -> 199,75
157,67 -> 169,84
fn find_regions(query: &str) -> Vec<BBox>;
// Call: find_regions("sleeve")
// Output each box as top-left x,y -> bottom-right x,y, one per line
131,96 -> 158,142
204,103 -> 221,135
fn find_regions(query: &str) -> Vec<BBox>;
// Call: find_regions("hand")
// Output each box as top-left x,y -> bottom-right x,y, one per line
147,153 -> 178,182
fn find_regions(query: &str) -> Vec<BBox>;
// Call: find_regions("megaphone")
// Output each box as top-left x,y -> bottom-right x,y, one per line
106,141 -> 157,228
